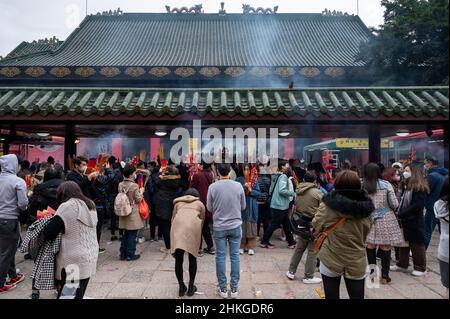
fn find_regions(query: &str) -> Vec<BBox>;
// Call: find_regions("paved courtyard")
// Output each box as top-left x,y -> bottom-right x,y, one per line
1,227 -> 446,299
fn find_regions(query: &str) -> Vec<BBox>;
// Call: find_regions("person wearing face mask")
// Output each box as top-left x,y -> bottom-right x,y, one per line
423,156 -> 448,250
66,156 -> 98,199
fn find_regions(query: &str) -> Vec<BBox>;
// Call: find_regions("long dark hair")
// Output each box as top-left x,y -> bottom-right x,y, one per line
407,164 -> 430,194
363,162 -> 382,194
57,181 -> 96,210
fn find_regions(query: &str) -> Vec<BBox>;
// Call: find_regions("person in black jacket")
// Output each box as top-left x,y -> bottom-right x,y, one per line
392,164 -> 430,276
27,168 -> 64,225
105,157 -> 123,241
153,165 -> 181,252
66,156 -> 97,199
256,165 -> 272,237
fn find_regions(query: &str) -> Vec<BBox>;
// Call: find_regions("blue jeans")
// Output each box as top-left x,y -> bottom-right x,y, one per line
424,209 -> 440,250
213,226 -> 242,292
120,230 -> 138,259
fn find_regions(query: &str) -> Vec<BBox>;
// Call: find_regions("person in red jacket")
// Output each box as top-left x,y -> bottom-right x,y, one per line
190,161 -> 215,255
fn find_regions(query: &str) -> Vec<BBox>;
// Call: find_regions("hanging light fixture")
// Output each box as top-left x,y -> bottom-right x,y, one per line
74,137 -> 81,144
155,131 -> 167,137
36,131 -> 50,137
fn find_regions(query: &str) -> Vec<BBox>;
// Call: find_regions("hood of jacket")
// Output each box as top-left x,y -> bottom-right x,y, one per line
434,199 -> 449,219
429,167 -> 449,176
297,182 -> 317,195
173,195 -> 200,205
323,189 -> 375,219
71,198 -> 97,228
0,154 -> 19,175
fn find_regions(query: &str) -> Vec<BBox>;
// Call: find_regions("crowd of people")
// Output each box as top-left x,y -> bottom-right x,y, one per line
0,152 -> 448,300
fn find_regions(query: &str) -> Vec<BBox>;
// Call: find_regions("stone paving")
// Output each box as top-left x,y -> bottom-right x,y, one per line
1,227 -> 446,299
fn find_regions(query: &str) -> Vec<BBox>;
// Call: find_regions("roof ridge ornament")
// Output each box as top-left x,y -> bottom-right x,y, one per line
242,4 -> 278,14
96,7 -> 123,16
321,8 -> 352,16
165,4 -> 203,14
218,2 -> 226,15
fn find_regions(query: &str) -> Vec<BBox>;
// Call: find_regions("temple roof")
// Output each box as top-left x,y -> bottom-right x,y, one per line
3,37 -> 62,60
0,86 -> 447,120
0,13 -> 371,68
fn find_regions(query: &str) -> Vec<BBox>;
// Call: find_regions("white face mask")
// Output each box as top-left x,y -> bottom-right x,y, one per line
403,172 -> 411,179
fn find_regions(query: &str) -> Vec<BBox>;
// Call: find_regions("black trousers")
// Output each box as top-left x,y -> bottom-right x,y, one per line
158,218 -> 171,249
56,269 -> 90,299
321,274 -> 365,299
257,203 -> 270,236
95,206 -> 106,243
174,249 -> 197,286
150,204 -> 162,239
107,196 -> 119,236
262,208 -> 295,245
0,219 -> 20,287
199,217 -> 214,250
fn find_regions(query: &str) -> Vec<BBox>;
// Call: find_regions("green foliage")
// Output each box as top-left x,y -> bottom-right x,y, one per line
357,0 -> 449,85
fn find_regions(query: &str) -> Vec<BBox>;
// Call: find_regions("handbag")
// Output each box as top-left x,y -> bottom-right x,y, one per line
314,218 -> 346,254
290,212 -> 314,240
138,198 -> 150,220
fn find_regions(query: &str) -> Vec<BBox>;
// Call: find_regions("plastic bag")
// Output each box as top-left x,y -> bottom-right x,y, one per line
138,198 -> 149,220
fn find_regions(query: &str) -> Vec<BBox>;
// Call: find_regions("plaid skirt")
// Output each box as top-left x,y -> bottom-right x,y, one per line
367,210 -> 403,246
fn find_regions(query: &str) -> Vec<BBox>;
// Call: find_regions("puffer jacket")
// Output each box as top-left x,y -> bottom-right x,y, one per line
312,189 -> 374,279
153,174 -> 181,220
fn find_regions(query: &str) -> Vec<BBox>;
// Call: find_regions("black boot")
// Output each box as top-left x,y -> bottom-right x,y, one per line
366,248 -> 377,275
179,283 -> 187,297
187,283 -> 197,297
381,250 -> 392,284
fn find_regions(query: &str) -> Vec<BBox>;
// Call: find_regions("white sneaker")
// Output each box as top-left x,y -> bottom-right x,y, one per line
303,277 -> 322,284
230,290 -> 238,299
286,271 -> 295,280
138,237 -> 145,244
248,249 -> 255,255
390,265 -> 409,273
411,270 -> 427,277
218,288 -> 228,299
239,249 -> 244,255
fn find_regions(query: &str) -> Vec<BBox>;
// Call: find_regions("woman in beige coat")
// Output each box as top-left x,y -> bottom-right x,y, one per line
170,188 -> 205,297
118,165 -> 143,261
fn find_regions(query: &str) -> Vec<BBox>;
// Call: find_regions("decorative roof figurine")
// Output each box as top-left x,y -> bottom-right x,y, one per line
321,8 -> 352,16
242,4 -> 278,14
165,4 -> 203,14
96,8 -> 123,16
218,2 -> 226,15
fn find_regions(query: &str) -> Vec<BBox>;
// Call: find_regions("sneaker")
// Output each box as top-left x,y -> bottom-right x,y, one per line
0,284 -> 16,294
288,243 -> 296,249
248,249 -> 255,255
203,247 -> 215,255
197,250 -> 204,257
98,248 -> 106,254
126,254 -> 141,261
286,271 -> 295,280
138,237 -> 146,244
6,274 -> 25,286
411,270 -> 427,277
160,247 -> 169,253
230,290 -> 238,299
239,249 -> 244,255
303,277 -> 322,284
260,242 -> 275,249
218,288 -> 228,299
390,265 -> 409,273
158,236 -> 163,241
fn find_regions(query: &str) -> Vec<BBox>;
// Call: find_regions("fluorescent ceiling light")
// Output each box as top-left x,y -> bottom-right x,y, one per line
155,131 -> 167,137
278,132 -> 290,137
396,130 -> 410,137
36,132 -> 50,137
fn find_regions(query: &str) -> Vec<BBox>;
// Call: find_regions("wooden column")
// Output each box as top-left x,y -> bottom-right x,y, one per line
444,125 -> 449,169
369,124 -> 381,164
64,123 -> 77,171
2,123 -> 16,155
